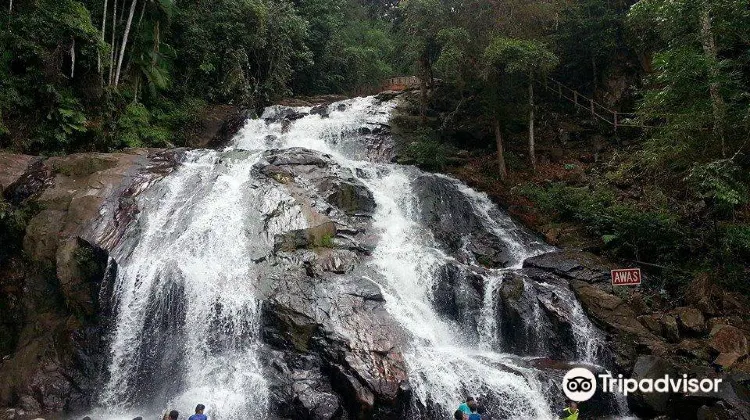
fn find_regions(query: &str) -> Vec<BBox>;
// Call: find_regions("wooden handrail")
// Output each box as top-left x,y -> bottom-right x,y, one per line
535,76 -> 646,129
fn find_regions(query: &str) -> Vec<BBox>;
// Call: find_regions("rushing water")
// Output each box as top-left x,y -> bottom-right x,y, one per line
92,96 -> 611,419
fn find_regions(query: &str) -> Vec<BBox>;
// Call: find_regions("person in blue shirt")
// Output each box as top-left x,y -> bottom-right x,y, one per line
468,406 -> 482,420
457,396 -> 474,417
188,404 -> 207,420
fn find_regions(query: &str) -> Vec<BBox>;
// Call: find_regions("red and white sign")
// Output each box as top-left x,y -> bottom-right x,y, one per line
611,268 -> 641,286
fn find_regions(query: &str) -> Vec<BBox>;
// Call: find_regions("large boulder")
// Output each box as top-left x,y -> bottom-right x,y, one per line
709,325 -> 749,357
0,153 -> 39,194
523,250 -> 613,284
674,306 -> 706,335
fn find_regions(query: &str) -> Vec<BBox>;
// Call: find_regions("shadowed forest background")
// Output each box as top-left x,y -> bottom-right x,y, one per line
1,0 -> 749,303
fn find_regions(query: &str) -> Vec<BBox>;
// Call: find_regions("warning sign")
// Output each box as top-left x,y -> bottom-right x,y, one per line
611,268 -> 641,286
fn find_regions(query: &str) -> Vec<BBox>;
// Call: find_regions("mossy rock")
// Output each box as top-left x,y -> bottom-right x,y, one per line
274,221 -> 337,252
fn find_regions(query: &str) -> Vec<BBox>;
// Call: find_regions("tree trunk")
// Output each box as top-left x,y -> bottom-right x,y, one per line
528,77 -> 536,170
108,0 -> 118,85
114,0 -> 137,86
70,38 -> 76,78
8,0 -> 12,13
495,117 -> 507,180
98,0 -> 109,74
123,0 -> 147,79
699,5 -> 726,157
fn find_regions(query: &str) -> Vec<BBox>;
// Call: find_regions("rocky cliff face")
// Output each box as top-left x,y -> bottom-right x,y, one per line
0,149 -> 182,415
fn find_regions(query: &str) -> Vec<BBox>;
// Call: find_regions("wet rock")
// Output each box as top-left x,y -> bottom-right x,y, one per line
317,177 -> 376,216
266,148 -> 329,168
310,104 -> 330,118
262,105 -> 309,123
3,159 -> 52,204
496,269 -> 586,360
523,251 -> 612,284
569,281 -> 650,337
413,174 -> 511,267
0,150 -> 173,415
674,306 -> 706,335
206,109 -> 253,148
317,249 -> 358,274
431,263 -> 483,334
260,265 -> 410,418
0,153 -> 41,196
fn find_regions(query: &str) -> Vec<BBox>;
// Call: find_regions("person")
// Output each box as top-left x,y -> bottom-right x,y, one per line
454,409 -> 465,420
468,406 -> 482,420
169,410 -> 179,420
188,404 -> 207,420
560,401 -> 579,420
457,396 -> 474,416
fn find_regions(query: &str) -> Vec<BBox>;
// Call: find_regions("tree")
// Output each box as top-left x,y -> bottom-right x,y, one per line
483,37 -> 558,170
628,0 -> 749,165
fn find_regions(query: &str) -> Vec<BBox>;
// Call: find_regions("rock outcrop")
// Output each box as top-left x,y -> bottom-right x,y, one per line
412,174 -> 511,268
252,148 -> 410,418
0,149 -> 182,415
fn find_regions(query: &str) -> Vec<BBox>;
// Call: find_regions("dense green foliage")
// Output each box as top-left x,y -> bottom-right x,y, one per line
0,0 -> 396,154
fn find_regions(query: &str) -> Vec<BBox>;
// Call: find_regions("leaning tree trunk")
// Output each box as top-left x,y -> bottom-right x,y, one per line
495,117 -> 507,180
528,76 -> 536,170
114,0 -> 137,86
699,5 -> 727,157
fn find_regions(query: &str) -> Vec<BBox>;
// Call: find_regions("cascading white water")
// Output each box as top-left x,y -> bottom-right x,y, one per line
94,95 -> 616,419
94,150 -> 309,419
236,97 -> 559,418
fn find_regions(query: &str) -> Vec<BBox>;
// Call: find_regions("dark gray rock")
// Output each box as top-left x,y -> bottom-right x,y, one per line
431,263 -> 483,334
412,174 -> 511,267
523,250 -> 612,284
310,104 -> 330,119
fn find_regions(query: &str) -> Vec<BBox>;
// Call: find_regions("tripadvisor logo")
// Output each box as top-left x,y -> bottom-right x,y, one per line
563,367 -> 723,402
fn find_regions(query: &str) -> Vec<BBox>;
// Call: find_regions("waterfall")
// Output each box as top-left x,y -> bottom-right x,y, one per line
93,96 -> 616,419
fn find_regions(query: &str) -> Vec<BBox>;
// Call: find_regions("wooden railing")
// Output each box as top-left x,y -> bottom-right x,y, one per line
351,76 -> 422,96
536,77 -> 646,130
